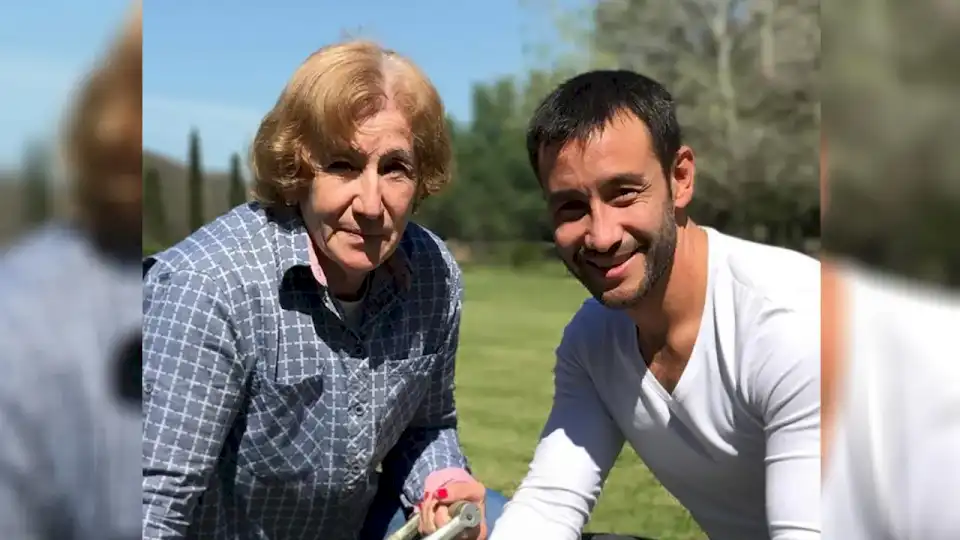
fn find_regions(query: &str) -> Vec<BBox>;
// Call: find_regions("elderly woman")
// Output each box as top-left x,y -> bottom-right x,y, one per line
142,40 -> 506,540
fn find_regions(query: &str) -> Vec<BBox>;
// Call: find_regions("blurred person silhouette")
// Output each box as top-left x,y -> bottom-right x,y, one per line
0,3 -> 142,540
821,137 -> 960,539
820,1 -> 960,535
489,71 -> 821,540
141,40 -> 505,540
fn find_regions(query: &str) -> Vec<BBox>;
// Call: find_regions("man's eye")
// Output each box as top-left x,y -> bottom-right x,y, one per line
555,202 -> 588,220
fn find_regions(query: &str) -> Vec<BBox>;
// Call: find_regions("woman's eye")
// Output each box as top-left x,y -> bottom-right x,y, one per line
383,161 -> 411,176
325,161 -> 355,172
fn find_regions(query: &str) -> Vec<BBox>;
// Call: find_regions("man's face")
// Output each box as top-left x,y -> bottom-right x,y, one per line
300,102 -> 417,280
541,113 -> 682,309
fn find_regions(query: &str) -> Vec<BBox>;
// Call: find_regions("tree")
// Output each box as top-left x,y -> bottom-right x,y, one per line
187,129 -> 204,232
143,166 -> 167,247
585,0 -> 820,249
822,0 -> 960,284
21,141 -> 51,227
229,152 -> 247,208
418,79 -> 548,245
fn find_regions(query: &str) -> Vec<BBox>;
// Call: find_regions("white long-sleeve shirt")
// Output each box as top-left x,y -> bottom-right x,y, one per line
491,228 -> 821,540
822,264 -> 960,540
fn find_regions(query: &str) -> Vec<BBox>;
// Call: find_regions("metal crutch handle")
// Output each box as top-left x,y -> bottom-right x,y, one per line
428,501 -> 481,540
385,501 -> 482,540
385,511 -> 421,540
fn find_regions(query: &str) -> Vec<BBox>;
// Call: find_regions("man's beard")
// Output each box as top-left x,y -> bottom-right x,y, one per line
87,200 -> 142,262
564,204 -> 678,309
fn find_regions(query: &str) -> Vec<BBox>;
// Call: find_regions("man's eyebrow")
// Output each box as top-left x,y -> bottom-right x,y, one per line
547,188 -> 584,206
601,172 -> 650,188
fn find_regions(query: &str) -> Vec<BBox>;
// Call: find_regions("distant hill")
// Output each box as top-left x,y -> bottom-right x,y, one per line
142,149 -> 241,244
0,149 -> 246,248
0,169 -> 72,246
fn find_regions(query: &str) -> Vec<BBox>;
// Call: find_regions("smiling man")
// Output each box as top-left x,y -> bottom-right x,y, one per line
489,71 -> 821,540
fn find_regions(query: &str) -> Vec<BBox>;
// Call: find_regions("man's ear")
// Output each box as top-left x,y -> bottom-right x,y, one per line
670,145 -> 696,210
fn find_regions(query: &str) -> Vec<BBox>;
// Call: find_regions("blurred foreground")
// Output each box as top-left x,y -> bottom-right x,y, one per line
821,0 -> 960,538
0,3 -> 142,539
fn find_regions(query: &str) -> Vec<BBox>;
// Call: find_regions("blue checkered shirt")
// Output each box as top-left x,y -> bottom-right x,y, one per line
142,203 -> 470,540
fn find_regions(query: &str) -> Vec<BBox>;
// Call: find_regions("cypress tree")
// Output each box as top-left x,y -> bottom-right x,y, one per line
228,152 -> 246,208
187,129 -> 204,232
21,141 -> 51,227
144,166 -> 167,246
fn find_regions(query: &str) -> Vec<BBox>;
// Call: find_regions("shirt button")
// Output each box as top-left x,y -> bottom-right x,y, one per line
353,403 -> 364,416
352,463 -> 363,474
144,382 -> 154,394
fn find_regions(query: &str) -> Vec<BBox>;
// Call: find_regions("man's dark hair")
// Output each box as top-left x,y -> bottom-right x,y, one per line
526,69 -> 682,182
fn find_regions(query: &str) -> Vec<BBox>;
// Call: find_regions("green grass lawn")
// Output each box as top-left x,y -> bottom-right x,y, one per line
455,265 -> 705,540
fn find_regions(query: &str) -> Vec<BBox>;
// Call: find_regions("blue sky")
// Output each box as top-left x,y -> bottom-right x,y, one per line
0,0 -> 132,171
0,0 -> 583,171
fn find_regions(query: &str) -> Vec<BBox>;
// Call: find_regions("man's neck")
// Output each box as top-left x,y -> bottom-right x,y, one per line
821,258 -> 845,466
627,223 -> 710,362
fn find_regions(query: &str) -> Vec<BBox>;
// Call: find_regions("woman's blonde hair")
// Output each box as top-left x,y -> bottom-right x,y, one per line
250,40 -> 452,208
62,1 -> 142,217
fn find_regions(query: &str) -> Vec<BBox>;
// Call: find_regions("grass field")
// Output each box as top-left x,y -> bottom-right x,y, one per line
454,266 -> 706,540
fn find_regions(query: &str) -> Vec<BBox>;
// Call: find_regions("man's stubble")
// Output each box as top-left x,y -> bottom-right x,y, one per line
565,201 -> 678,310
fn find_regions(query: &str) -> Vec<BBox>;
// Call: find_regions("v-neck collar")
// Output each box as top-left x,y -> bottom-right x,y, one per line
635,227 -> 719,402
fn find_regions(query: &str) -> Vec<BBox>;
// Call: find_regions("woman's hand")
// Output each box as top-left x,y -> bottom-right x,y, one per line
418,479 -> 487,540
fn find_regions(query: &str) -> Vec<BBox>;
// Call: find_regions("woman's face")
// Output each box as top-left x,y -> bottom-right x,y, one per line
299,103 -> 418,295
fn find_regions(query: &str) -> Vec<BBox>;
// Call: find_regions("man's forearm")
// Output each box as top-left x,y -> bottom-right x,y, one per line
488,428 -> 613,540
491,342 -> 626,540
491,492 -> 584,540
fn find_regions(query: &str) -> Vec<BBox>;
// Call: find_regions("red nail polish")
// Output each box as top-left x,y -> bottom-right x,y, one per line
436,487 -> 448,499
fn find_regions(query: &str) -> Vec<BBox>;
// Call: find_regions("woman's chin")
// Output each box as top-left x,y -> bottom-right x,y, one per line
333,250 -> 381,274
337,259 -> 376,275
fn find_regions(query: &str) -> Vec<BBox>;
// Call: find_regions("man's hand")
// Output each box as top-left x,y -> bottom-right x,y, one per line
418,479 -> 487,540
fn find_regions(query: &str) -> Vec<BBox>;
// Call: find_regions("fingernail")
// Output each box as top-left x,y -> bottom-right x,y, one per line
436,487 -> 448,499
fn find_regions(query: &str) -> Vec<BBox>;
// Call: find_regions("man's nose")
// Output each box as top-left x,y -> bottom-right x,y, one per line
584,210 -> 622,253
